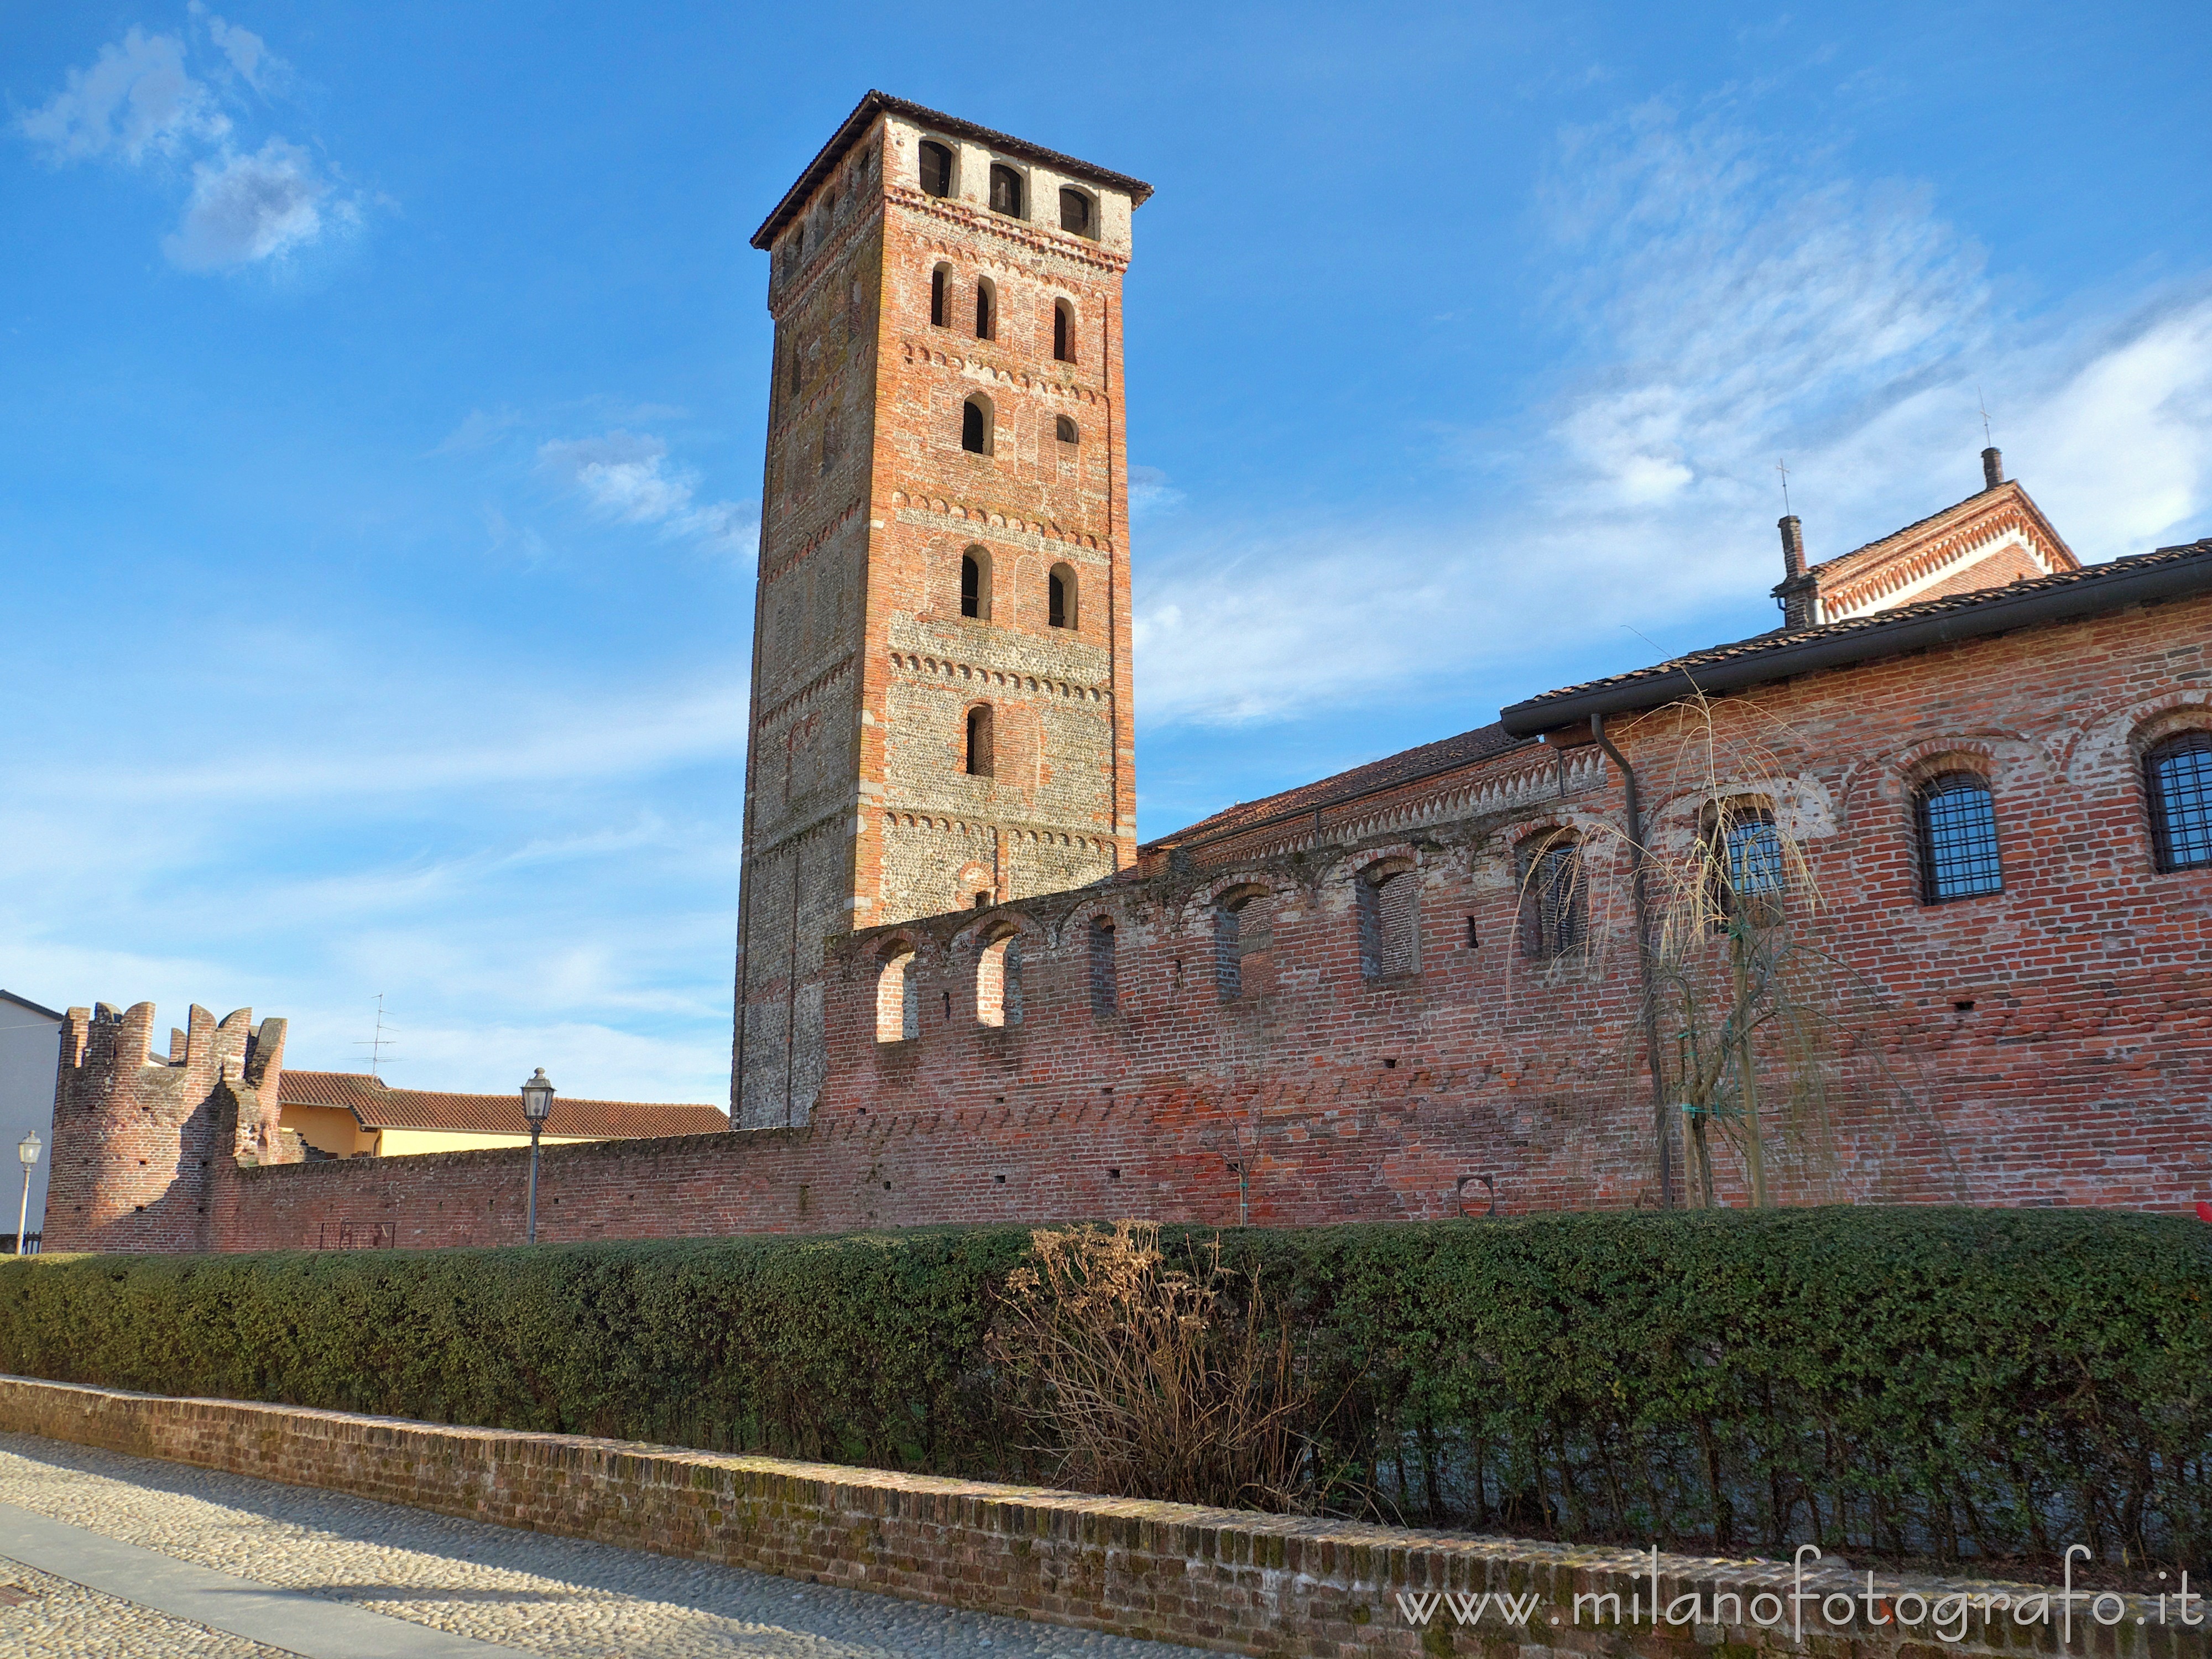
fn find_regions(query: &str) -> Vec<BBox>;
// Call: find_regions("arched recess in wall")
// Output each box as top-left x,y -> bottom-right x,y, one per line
961,545 -> 992,620
1048,563 -> 1077,629
1052,299 -> 1075,363
1087,915 -> 1117,1015
929,263 -> 950,328
1213,882 -> 1272,1000
977,924 -> 1023,1027
876,942 -> 919,1043
1357,857 -> 1419,979
965,703 -> 995,776
962,394 -> 993,456
974,276 -> 996,341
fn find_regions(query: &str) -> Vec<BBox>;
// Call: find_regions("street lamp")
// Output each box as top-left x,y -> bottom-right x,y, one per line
519,1069 -> 554,1244
15,1131 -> 40,1256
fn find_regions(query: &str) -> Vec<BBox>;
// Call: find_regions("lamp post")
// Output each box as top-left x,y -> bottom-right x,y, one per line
15,1131 -> 40,1255
519,1069 -> 554,1244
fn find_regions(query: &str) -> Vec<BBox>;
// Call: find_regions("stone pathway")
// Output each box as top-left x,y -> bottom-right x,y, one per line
0,1432 -> 1215,1658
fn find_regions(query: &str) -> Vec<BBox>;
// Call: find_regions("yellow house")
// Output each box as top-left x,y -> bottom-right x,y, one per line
278,1071 -> 728,1159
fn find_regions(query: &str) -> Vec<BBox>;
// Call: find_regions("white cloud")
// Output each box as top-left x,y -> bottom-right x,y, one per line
1131,102 -> 2212,729
163,137 -> 348,269
200,12 -> 287,93
19,22 -> 361,273
1129,463 -> 1186,518
538,431 -> 757,551
17,29 -> 227,163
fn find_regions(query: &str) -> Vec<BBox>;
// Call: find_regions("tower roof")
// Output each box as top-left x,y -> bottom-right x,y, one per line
750,90 -> 1154,251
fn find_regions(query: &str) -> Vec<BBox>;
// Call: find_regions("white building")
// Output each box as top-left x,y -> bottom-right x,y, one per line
0,991 -> 61,1246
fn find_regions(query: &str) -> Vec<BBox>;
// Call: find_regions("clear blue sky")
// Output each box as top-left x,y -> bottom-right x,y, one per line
4,1 -> 2207,1102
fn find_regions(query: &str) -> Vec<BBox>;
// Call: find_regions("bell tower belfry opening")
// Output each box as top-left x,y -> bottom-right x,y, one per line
732,93 -> 1148,1126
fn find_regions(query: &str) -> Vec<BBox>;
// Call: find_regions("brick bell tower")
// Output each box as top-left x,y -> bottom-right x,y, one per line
732,93 -> 1148,1126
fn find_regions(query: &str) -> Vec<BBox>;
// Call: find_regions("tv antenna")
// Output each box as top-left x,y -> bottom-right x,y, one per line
354,994 -> 398,1076
1775,457 -> 1792,515
1978,385 -> 1993,446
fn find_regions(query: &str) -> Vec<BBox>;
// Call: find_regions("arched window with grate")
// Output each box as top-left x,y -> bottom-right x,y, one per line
1358,862 -> 1420,978
989,163 -> 1024,217
1088,917 -> 1117,1015
1053,300 -> 1074,363
965,703 -> 994,777
1519,832 -> 1585,961
876,946 -> 919,1043
1705,802 -> 1786,926
1915,771 -> 2003,902
2147,731 -> 2212,872
918,140 -> 953,198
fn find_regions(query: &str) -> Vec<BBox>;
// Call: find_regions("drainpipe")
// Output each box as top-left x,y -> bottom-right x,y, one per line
1589,712 -> 1674,1209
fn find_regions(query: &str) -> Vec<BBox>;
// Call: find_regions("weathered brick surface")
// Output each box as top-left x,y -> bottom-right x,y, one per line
43,1003 -> 290,1254
52,585 -> 2212,1251
2,1375 -> 2187,1659
733,106 -> 1139,1128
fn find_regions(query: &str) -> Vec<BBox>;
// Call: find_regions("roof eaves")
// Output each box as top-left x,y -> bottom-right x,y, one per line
0,990 -> 64,1022
1500,539 -> 2212,737
750,90 -> 1153,250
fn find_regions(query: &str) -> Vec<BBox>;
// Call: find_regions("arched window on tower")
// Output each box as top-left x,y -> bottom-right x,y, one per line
961,395 -> 992,455
977,927 -> 1022,1026
959,546 -> 991,620
965,704 -> 995,776
1088,917 -> 1117,1015
1052,300 -> 1074,363
876,945 -> 919,1043
2148,731 -> 2212,871
1048,564 -> 1077,629
1915,771 -> 2003,902
1055,415 -> 1078,445
974,278 -> 995,341
919,140 -> 953,198
989,163 -> 1024,217
1059,187 -> 1095,238
929,264 -> 949,327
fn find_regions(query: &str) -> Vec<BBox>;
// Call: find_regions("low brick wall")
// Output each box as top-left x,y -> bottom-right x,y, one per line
0,1374 -> 2198,1659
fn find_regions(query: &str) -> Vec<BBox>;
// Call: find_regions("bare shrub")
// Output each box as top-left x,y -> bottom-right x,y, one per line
988,1220 -> 1332,1512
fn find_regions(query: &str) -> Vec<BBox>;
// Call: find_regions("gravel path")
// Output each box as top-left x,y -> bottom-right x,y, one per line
0,1432 -> 1215,1658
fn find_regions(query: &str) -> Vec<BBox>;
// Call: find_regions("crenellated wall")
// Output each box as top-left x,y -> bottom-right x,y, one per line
43,1002 -> 290,1253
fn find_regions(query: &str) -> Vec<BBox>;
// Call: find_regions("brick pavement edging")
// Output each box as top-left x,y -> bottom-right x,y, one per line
0,1374 -> 2201,1659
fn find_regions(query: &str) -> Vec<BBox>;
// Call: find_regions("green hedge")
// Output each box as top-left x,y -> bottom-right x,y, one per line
2,1207 -> 2205,1564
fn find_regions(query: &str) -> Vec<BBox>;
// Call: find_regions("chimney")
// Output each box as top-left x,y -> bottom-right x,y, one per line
1772,515 -> 1818,629
1982,446 -> 2004,490
1778,514 -> 1806,576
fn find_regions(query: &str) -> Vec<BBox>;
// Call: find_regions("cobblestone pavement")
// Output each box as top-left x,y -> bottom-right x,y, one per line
0,1432 -> 1216,1658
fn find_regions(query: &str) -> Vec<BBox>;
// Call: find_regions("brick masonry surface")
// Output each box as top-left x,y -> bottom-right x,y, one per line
733,106 -> 1139,1129
39,586 -> 2212,1252
1,1375 -> 2194,1659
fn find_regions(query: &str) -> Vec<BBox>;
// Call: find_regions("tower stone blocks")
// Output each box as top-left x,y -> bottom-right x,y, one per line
43,1002 -> 288,1253
733,94 -> 1147,1126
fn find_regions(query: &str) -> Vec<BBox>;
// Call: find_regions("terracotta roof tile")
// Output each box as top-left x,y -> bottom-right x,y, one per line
279,1071 -> 727,1139
1147,722 -> 1531,851
1512,536 -> 2212,717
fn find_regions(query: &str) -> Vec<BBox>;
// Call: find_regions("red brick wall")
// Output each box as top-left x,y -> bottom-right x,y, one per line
14,1374 -> 2180,1659
53,590 -> 2212,1254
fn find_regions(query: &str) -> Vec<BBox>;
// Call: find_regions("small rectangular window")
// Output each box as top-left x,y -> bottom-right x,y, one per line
1059,187 -> 1094,237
